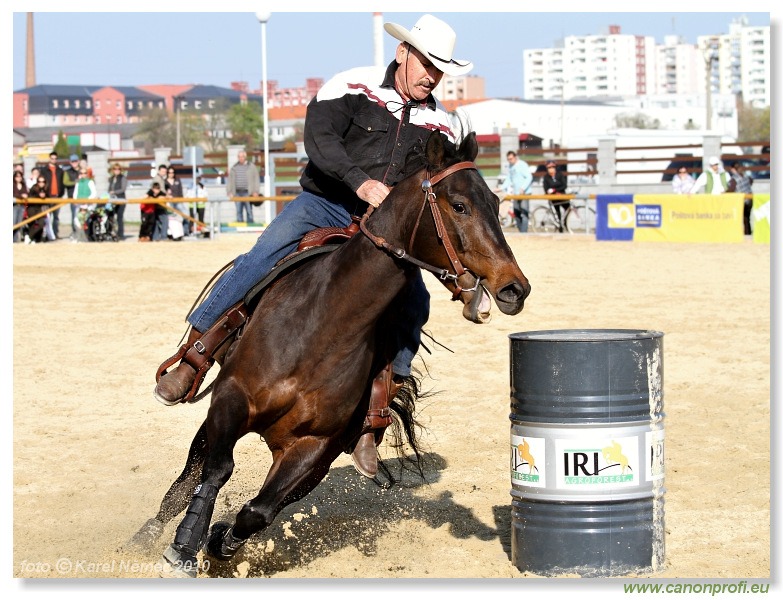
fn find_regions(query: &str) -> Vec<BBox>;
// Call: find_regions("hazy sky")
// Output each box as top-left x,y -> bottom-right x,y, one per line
9,3 -> 773,99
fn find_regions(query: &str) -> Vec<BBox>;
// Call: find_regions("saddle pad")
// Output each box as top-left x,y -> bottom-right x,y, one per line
243,245 -> 339,310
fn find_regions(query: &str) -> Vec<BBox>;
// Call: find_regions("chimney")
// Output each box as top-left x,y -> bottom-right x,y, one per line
26,12 -> 36,88
373,13 -> 384,68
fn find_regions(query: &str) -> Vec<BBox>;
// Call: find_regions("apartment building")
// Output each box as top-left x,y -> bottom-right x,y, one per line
697,17 -> 770,108
525,26 -> 657,100
525,18 -> 770,108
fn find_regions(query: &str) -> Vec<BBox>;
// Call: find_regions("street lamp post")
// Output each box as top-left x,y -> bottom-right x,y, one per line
704,48 -> 718,131
256,11 -> 274,224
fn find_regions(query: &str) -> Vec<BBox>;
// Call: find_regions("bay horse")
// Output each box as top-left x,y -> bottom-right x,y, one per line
134,130 -> 531,577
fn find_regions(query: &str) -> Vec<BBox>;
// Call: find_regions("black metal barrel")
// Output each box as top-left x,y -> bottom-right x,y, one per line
509,329 -> 665,577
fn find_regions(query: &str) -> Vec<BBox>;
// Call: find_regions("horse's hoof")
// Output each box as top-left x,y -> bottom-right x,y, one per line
159,544 -> 199,578
205,521 -> 245,561
126,518 -> 165,550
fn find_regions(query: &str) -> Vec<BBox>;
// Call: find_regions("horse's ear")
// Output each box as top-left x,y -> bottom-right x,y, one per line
425,131 -> 446,169
460,132 -> 479,162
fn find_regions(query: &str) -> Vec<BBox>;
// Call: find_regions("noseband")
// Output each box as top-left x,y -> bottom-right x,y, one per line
359,161 -> 483,301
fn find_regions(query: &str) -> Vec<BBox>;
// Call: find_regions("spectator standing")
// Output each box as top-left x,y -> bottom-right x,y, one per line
13,170 -> 28,243
672,167 -> 695,194
62,154 -> 81,228
498,151 -> 533,232
165,166 -> 187,235
41,151 -> 65,238
227,150 -> 260,223
186,177 -> 209,235
108,163 -> 128,239
690,156 -> 736,195
151,164 -> 170,241
728,162 -> 754,235
26,174 -> 49,244
542,160 -> 569,232
140,182 -> 165,242
72,167 -> 98,243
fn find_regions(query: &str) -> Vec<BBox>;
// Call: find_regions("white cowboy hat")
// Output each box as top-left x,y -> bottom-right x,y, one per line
384,14 -> 473,77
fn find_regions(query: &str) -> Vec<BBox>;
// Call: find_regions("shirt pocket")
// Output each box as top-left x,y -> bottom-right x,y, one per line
347,113 -> 390,159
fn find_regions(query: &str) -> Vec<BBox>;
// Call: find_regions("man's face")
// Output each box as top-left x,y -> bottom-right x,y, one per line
238,152 -> 247,164
507,154 -> 517,166
159,167 -> 167,177
49,154 -> 57,163
395,44 -> 444,102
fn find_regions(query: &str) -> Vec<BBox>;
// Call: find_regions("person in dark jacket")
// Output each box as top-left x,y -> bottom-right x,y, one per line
154,14 -> 472,477
41,151 -> 66,238
108,163 -> 128,239
542,160 -> 569,232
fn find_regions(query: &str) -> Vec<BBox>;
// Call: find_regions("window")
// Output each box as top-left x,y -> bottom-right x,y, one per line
85,100 -> 91,109
95,100 -> 101,109
75,99 -> 81,108
116,100 -> 121,109
52,99 -> 59,108
194,100 -> 202,109
208,100 -> 215,109
64,99 -> 70,108
127,101 -> 133,110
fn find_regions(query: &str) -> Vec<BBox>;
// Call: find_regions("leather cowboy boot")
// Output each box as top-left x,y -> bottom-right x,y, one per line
351,365 -> 403,478
154,302 -> 248,406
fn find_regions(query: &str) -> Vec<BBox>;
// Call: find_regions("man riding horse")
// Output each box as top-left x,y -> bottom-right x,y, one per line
154,14 -> 473,479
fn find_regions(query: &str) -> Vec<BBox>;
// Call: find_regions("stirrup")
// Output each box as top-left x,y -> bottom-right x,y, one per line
155,344 -> 213,405
155,302 -> 249,403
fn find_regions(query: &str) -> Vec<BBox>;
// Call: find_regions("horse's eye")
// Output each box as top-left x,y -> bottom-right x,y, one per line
452,203 -> 467,214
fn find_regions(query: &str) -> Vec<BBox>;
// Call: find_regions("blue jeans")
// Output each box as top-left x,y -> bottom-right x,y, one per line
234,190 -> 253,222
188,190 -> 429,377
512,199 -> 529,233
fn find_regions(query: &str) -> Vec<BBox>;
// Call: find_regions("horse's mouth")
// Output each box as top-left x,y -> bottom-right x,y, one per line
462,287 -> 493,323
464,279 -> 529,323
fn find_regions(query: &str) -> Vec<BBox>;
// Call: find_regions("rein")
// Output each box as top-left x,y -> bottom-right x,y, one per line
360,161 -> 482,301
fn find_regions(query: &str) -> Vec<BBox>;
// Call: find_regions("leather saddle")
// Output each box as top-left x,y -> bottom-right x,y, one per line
243,216 -> 361,310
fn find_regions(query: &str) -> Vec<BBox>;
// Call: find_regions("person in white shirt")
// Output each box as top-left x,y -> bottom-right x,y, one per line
690,156 -> 736,195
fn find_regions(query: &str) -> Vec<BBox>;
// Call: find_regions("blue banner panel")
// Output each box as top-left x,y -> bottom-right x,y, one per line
596,195 -> 634,241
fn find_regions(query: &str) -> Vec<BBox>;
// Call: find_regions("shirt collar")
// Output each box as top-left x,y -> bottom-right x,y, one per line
380,60 -> 436,111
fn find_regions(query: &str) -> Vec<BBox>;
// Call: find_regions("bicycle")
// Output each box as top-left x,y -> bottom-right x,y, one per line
530,196 -> 596,234
498,197 -> 515,228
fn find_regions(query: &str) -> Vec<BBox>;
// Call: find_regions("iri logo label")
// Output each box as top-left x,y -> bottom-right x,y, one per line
555,436 -> 640,489
646,429 -> 665,481
607,203 -> 635,228
510,434 -> 545,487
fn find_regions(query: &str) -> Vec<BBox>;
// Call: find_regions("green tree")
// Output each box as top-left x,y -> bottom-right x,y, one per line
614,112 -> 661,129
133,107 -> 175,152
227,101 -> 265,149
737,104 -> 770,142
53,130 -> 69,157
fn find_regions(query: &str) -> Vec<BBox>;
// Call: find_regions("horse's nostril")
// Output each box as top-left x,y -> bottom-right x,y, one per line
498,281 -> 530,304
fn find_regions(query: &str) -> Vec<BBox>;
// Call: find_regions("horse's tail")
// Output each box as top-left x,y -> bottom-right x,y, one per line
382,370 -> 429,481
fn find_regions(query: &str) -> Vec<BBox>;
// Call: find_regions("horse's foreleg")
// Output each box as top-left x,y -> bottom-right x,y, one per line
205,436 -> 339,561
128,421 -> 208,550
161,403 -> 245,577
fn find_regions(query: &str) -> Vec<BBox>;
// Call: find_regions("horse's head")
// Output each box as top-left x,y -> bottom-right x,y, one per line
405,131 -> 531,323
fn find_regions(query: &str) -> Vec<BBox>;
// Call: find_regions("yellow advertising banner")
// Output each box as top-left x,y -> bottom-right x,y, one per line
632,194 -> 745,243
752,194 -> 770,244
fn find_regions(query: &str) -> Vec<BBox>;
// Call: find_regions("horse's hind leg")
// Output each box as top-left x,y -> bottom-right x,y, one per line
205,437 -> 339,561
128,421 -> 208,550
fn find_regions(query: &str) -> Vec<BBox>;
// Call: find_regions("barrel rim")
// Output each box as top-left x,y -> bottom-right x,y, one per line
509,329 -> 664,342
